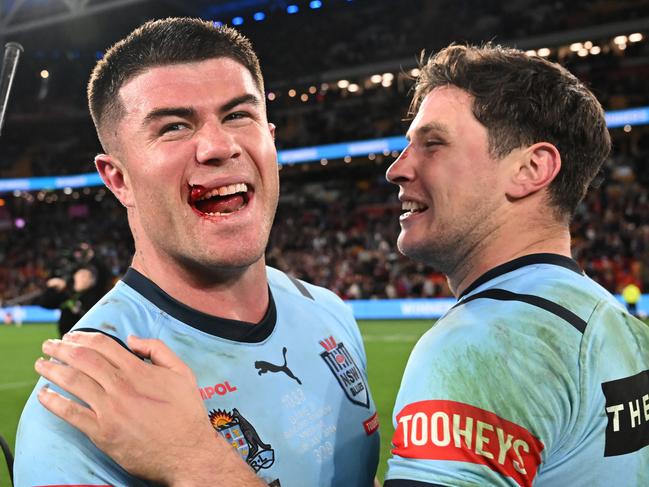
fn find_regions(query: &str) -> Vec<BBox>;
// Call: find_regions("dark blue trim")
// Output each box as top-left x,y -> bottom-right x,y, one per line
288,275 -> 314,300
459,253 -> 582,299
121,268 -> 276,343
455,288 -> 587,333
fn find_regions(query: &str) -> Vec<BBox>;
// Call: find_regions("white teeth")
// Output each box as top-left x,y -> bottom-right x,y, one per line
198,183 -> 248,201
402,200 -> 427,212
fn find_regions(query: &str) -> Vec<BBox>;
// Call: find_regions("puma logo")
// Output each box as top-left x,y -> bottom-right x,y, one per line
254,347 -> 302,385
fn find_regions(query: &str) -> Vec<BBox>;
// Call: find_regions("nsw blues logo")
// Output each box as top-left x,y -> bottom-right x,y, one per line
209,408 -> 275,471
319,335 -> 370,408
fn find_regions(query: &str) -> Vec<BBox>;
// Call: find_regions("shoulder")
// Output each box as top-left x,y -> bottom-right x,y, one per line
267,266 -> 354,323
266,265 -> 365,355
71,279 -> 163,339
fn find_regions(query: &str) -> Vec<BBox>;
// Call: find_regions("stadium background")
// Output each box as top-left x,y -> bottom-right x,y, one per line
1,0 -> 649,484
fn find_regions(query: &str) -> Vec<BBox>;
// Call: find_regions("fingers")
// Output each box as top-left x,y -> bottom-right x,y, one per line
37,384 -> 97,437
42,338 -> 120,390
63,331 -> 141,370
35,356 -> 105,407
127,335 -> 190,374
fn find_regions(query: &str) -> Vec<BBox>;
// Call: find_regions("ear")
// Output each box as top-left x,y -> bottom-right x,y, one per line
94,154 -> 135,208
506,142 -> 561,200
268,122 -> 276,140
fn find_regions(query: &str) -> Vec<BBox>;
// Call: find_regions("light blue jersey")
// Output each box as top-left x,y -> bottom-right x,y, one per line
16,267 -> 379,487
385,254 -> 649,487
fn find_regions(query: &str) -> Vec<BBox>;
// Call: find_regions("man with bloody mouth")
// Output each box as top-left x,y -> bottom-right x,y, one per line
14,18 -> 379,487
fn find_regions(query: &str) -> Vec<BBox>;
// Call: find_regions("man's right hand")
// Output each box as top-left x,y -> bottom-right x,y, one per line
46,277 -> 67,291
35,331 -> 266,486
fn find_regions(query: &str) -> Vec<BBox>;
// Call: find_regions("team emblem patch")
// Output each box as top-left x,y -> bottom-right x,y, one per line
319,335 -> 369,408
209,408 -> 275,471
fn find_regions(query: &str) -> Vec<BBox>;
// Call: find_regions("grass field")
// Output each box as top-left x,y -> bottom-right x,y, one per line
0,320 -> 431,486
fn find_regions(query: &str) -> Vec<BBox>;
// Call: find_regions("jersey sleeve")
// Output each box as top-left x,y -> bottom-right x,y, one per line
14,378 -> 146,487
14,284 -> 154,486
385,299 -> 582,487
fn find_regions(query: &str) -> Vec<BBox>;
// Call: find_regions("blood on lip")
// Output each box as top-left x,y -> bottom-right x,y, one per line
188,184 -> 251,216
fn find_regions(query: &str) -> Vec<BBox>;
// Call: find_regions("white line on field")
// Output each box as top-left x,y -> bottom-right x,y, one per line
0,380 -> 36,391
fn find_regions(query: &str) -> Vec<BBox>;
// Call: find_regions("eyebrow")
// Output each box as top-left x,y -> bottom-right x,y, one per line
406,121 -> 449,142
141,94 -> 262,127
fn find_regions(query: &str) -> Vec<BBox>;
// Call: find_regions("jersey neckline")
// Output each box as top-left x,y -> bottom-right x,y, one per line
458,253 -> 583,299
122,267 -> 276,343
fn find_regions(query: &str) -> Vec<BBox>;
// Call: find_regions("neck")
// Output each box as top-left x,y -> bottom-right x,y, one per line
448,221 -> 572,297
130,250 -> 269,324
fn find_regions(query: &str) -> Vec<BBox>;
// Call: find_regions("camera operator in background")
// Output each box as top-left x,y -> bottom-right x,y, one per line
36,242 -> 112,337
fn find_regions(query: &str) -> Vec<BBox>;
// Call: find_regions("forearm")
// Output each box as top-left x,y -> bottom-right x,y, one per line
168,439 -> 267,487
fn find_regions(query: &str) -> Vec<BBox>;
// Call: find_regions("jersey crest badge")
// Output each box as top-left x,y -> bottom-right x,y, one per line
209,408 -> 275,471
319,335 -> 369,408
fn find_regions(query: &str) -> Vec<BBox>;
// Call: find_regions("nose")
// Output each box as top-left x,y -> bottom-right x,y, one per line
386,145 -> 413,184
195,120 -> 242,164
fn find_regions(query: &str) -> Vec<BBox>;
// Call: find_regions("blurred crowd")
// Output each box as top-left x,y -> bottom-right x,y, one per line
1,127 -> 647,303
1,0 -> 649,305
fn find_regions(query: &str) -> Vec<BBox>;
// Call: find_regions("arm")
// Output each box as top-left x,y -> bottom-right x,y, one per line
36,331 -> 266,487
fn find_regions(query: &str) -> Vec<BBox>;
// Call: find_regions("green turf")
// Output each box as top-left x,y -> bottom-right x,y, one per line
0,323 -> 58,486
359,320 -> 433,482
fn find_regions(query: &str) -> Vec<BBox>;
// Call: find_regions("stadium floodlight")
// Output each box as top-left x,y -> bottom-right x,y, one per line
382,72 -> 394,81
337,79 -> 350,89
232,16 -> 244,25
570,42 -> 582,52
370,74 -> 382,83
287,5 -> 299,14
253,12 -> 265,21
300,93 -> 308,102
409,68 -> 420,77
578,48 -> 589,57
614,35 -> 628,44
40,69 -> 49,79
525,50 -> 536,56
310,0 -> 322,8
347,83 -> 359,93
288,89 -> 296,97
537,48 -> 551,57
267,92 -> 276,101
308,85 -> 317,94
629,33 -> 643,42
590,46 -> 601,55
583,41 -> 593,49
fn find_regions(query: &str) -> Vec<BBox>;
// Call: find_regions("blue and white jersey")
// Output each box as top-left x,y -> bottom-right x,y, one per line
385,253 -> 649,487
16,267 -> 380,487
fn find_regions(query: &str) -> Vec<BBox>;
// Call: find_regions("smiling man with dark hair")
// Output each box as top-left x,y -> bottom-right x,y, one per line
14,17 -> 379,487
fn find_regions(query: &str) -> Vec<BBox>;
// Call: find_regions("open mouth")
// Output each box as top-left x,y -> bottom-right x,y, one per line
401,200 -> 428,217
189,183 -> 251,216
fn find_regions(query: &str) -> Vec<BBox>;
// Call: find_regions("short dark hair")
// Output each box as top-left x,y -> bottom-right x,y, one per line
411,44 -> 611,219
88,17 -> 264,150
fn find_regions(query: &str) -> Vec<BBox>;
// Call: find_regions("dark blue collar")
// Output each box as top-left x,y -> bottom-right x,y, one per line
459,253 -> 582,299
122,268 -> 276,343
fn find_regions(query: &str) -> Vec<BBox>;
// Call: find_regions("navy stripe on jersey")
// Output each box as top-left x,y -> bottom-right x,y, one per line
456,288 -> 587,333
459,253 -> 582,298
385,480 -> 449,487
74,327 -> 133,352
288,275 -> 314,300
122,268 -> 276,342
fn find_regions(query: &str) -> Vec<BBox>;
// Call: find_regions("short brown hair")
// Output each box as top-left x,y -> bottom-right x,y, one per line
88,17 -> 264,150
411,44 -> 611,219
